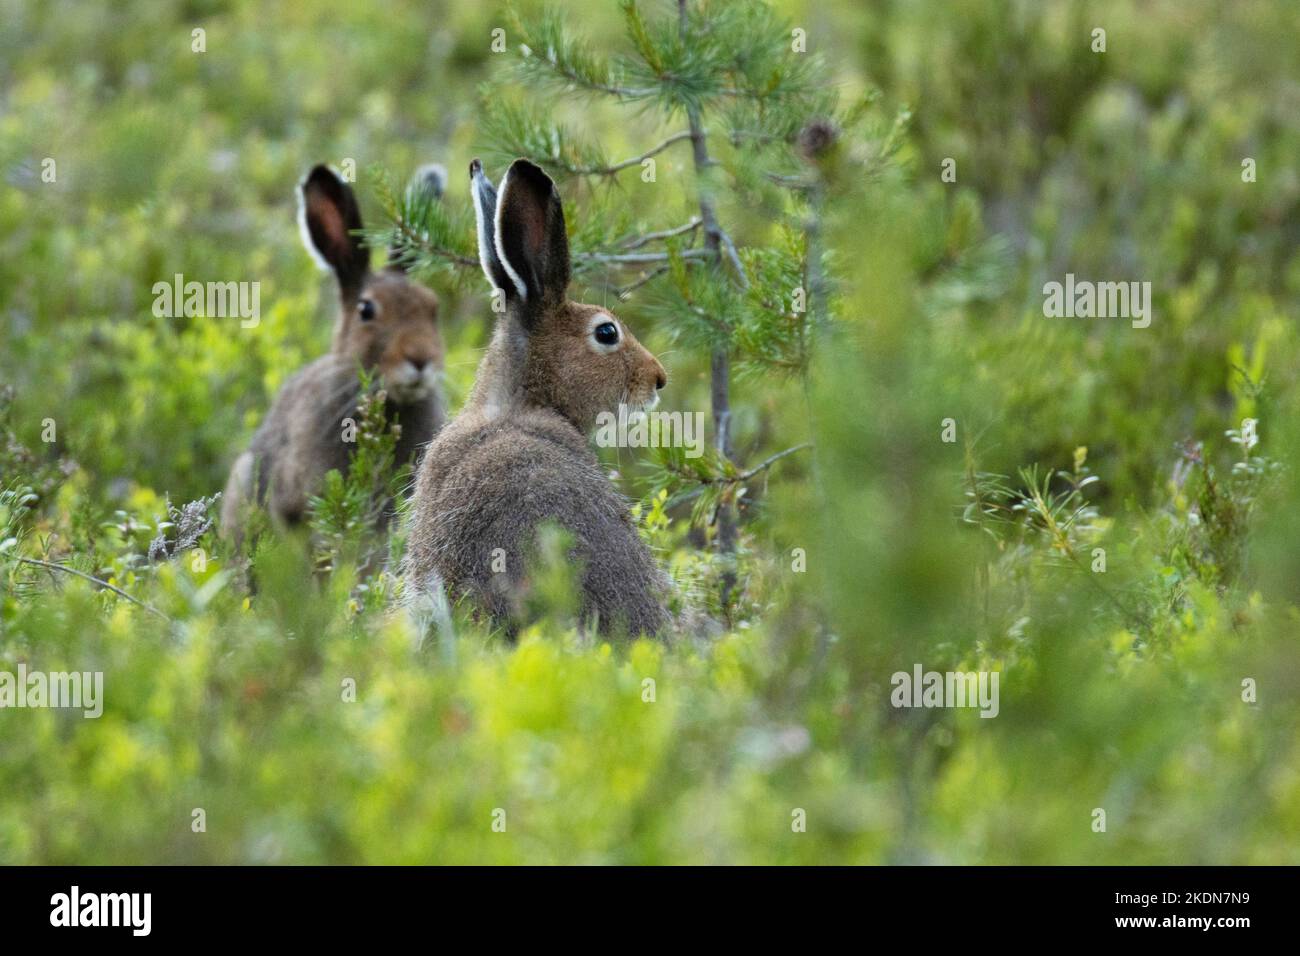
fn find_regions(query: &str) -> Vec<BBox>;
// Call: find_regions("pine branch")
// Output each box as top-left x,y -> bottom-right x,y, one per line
715,224 -> 749,288
389,213 -> 479,270
479,98 -> 691,181
608,248 -> 710,300
478,99 -> 610,177
702,443 -> 814,486
572,131 -> 693,176
575,248 -> 712,266
622,0 -> 730,112
659,444 -> 815,512
615,265 -> 672,299
619,216 -> 702,249
510,7 -> 657,100
369,166 -> 478,274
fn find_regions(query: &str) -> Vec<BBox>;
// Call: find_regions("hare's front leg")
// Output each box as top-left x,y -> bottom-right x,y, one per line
219,451 -> 254,544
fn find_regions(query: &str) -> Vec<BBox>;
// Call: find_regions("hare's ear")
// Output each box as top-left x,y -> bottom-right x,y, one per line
493,158 -> 570,310
470,159 -> 513,296
298,165 -> 369,296
388,163 -> 447,272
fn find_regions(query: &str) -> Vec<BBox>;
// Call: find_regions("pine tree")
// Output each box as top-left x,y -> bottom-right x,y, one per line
375,0 -> 904,616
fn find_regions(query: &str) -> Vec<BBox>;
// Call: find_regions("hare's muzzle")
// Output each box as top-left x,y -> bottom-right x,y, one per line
633,348 -> 667,408
383,357 -> 441,403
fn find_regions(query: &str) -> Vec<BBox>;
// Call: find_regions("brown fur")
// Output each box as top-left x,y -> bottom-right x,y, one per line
221,165 -> 445,540
405,159 -> 669,638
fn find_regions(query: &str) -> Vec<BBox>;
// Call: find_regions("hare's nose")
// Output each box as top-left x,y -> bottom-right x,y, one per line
408,357 -> 430,372
653,357 -> 667,390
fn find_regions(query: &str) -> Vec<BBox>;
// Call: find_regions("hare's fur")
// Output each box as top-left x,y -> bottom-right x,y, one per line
222,165 -> 445,539
406,159 -> 669,638
224,354 -> 442,528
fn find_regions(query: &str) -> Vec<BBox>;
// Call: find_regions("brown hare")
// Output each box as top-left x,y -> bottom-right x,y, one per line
222,163 -> 446,541
405,158 -> 669,638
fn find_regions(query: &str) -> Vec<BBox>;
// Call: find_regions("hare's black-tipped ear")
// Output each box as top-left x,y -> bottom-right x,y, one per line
388,163 -> 447,272
494,158 -> 570,308
299,165 -> 369,296
411,162 -> 447,201
470,159 -> 512,296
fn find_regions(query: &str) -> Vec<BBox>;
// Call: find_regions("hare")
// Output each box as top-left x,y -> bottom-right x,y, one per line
405,158 -> 670,638
221,163 -> 446,541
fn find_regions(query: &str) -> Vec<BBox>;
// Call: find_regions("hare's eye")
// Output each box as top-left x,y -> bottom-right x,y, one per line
593,321 -> 619,346
358,299 -> 377,322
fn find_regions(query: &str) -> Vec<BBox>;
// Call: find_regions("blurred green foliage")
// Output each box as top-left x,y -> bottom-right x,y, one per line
1,0 -> 1297,863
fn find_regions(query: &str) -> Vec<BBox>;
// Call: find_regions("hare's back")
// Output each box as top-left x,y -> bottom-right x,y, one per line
431,412 -> 619,525
409,411 -> 666,635
411,412 -> 632,567
246,357 -> 359,516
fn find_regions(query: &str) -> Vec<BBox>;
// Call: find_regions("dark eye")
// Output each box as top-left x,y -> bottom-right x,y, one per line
358,299 -> 376,322
594,321 -> 619,346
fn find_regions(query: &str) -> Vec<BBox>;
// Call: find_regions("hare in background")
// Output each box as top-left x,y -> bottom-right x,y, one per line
405,158 -> 670,639
221,164 -> 446,542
